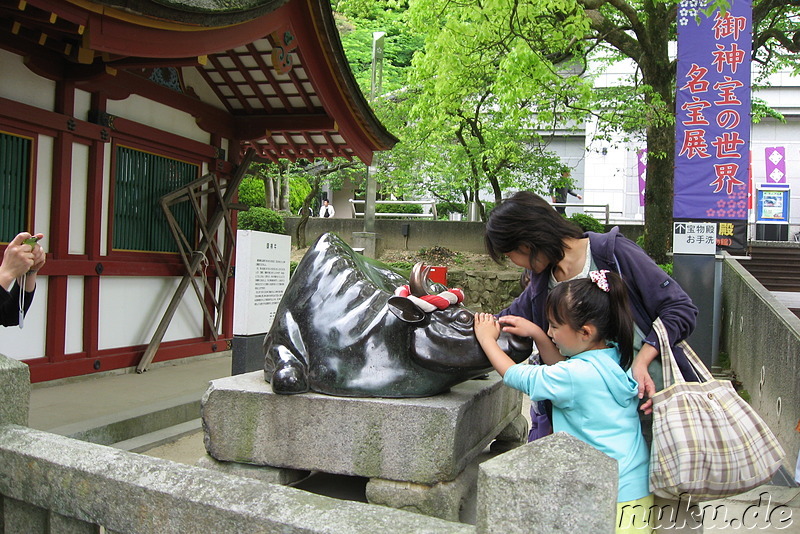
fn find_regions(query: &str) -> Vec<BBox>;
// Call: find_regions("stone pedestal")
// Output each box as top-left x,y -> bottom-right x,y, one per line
231,334 -> 265,375
201,371 -> 526,518
352,231 -> 382,258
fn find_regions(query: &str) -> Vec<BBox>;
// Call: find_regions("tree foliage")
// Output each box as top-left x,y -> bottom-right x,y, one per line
334,0 -> 800,262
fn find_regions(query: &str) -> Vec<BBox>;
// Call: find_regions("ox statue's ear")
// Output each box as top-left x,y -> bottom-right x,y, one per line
387,296 -> 426,324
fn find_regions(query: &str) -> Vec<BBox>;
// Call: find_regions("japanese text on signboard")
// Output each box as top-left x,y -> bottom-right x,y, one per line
674,0 -> 751,220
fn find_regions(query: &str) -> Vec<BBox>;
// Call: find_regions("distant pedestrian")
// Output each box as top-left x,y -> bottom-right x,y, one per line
550,170 -> 582,214
319,199 -> 335,218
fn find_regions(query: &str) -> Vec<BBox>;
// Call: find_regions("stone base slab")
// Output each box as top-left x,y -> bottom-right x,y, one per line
365,462 -> 477,522
196,455 -> 310,485
201,371 -> 522,485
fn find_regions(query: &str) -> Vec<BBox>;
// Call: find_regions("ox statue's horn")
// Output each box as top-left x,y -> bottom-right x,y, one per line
409,262 -> 431,297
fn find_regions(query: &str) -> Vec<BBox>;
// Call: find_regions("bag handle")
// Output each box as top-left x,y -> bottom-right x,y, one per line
652,318 -> 713,386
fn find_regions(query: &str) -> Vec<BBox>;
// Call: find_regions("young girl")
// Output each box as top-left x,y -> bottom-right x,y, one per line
474,270 -> 653,533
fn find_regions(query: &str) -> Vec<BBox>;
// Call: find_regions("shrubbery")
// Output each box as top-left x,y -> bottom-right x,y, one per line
376,203 -> 423,217
436,201 -> 466,219
238,177 -> 265,208
568,213 -> 605,233
238,207 -> 286,234
289,176 -> 311,214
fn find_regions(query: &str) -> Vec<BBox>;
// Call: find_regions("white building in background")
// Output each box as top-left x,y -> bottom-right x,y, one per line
545,60 -> 800,236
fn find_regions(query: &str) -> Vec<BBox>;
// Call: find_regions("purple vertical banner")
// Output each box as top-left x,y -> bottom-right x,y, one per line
764,147 -> 787,184
674,0 -> 752,220
637,149 -> 647,206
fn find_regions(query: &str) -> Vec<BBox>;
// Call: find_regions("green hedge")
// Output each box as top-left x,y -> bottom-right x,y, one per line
568,213 -> 605,233
376,203 -> 423,218
238,207 -> 286,234
238,177 -> 265,208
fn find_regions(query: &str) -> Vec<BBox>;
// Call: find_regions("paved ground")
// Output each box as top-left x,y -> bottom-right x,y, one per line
28,352 -> 231,432
28,352 -> 800,531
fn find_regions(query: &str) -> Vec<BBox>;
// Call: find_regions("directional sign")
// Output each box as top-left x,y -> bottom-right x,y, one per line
673,222 -> 717,255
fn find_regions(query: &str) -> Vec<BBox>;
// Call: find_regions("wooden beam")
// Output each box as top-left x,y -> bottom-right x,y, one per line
233,113 -> 334,139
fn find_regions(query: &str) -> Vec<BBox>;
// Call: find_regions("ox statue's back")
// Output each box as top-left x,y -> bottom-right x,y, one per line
264,233 -> 532,397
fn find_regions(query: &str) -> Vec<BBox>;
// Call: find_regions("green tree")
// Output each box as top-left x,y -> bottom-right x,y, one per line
392,0 -> 800,263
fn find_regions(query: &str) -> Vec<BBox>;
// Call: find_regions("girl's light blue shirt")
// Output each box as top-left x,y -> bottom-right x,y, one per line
504,346 -> 650,502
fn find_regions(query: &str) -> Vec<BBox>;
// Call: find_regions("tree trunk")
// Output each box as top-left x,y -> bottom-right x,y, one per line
639,4 -> 675,265
644,123 -> 674,265
264,176 -> 275,210
280,175 -> 290,211
295,177 -> 322,248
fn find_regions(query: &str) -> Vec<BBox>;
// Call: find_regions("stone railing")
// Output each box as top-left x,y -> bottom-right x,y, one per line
720,253 -> 800,472
0,354 -> 616,534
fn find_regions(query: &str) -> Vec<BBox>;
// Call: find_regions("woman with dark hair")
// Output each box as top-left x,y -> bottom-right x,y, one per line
485,191 -> 701,532
486,191 -> 699,400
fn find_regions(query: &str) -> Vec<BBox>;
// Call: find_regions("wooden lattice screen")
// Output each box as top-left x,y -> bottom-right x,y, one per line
137,149 -> 255,373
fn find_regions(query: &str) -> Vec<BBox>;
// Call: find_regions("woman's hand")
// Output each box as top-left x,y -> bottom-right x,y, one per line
0,233 -> 36,291
632,343 -> 658,414
29,234 -> 45,273
25,233 -> 45,291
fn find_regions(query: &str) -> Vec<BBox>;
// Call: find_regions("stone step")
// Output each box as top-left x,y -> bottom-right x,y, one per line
111,418 -> 203,453
46,393 -> 201,446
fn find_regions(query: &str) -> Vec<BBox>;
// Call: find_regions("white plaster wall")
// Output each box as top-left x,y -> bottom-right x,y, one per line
97,277 -> 203,350
0,278 -> 48,360
74,89 -> 93,123
69,143 -> 89,255
100,146 -> 111,256
106,95 -> 210,145
0,50 -> 56,111
34,136 -> 54,244
65,276 -> 84,354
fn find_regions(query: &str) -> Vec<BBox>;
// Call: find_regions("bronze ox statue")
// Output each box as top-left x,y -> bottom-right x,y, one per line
263,233 -> 532,397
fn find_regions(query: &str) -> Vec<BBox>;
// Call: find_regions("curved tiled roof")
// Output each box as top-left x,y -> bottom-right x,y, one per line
0,0 -> 397,163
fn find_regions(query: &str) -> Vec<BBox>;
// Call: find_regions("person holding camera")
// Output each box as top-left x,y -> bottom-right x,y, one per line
1,232 -> 46,326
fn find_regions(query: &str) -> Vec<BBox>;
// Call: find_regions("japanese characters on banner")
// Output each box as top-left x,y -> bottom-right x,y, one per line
674,0 -> 751,251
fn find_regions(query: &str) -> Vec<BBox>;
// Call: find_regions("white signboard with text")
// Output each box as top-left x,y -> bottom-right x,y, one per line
673,222 -> 716,255
233,230 -> 291,336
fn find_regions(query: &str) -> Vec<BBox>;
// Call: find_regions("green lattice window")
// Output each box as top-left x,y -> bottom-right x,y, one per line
113,146 -> 198,253
0,132 -> 32,243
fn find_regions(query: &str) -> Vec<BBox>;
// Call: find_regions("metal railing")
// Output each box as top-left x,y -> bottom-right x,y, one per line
552,203 -> 615,224
349,199 -> 438,220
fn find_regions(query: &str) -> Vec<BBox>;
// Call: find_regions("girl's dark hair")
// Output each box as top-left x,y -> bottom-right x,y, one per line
545,271 -> 635,369
485,191 -> 584,269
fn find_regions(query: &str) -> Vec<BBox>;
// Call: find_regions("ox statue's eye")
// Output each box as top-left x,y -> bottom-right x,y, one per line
456,310 -> 473,325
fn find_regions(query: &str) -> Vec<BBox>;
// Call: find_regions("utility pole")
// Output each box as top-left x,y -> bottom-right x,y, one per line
364,31 -> 385,235
355,31 -> 386,257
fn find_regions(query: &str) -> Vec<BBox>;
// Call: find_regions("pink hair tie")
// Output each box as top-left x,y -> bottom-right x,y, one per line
589,270 -> 611,292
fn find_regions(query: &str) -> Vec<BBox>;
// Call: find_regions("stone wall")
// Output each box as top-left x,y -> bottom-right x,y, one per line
448,269 -> 526,313
720,254 -> 800,474
0,352 -> 617,533
284,217 -> 645,254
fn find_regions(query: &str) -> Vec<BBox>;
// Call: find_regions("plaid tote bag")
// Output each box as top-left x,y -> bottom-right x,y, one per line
649,318 -> 785,500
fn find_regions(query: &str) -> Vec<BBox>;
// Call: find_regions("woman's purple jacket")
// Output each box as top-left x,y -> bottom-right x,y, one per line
498,227 -> 700,382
